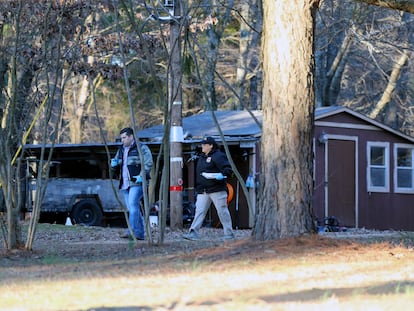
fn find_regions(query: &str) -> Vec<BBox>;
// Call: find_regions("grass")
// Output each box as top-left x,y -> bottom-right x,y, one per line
4,266 -> 413,310
1,226 -> 414,310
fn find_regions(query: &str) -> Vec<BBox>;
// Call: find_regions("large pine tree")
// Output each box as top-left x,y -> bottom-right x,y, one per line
253,1 -> 316,240
253,0 -> 414,240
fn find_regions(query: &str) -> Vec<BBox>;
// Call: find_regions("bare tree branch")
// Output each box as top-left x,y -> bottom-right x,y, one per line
357,0 -> 414,14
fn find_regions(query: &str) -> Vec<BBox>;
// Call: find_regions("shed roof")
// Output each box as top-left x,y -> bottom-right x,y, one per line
315,106 -> 414,143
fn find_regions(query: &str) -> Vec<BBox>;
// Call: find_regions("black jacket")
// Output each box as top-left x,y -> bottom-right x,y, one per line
195,148 -> 232,194
112,141 -> 153,189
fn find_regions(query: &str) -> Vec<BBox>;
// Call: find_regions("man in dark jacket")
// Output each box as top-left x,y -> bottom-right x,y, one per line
183,136 -> 235,241
111,127 -> 153,240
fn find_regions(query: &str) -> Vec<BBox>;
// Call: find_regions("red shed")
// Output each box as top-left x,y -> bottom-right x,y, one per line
314,106 -> 414,231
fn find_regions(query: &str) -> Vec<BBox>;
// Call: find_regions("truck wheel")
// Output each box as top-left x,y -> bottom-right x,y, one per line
71,199 -> 103,226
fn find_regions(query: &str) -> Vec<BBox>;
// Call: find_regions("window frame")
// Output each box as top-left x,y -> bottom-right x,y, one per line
367,141 -> 390,193
394,143 -> 414,193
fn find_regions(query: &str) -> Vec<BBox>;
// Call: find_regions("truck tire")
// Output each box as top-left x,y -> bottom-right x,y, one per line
71,199 -> 103,226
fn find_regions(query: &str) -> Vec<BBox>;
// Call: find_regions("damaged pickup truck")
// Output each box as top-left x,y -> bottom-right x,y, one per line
22,143 -> 127,226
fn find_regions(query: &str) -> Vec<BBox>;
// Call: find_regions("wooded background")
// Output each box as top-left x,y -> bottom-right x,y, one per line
1,0 -> 411,145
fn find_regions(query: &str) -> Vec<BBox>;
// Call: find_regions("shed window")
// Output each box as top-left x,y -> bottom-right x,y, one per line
394,144 -> 414,193
367,142 -> 389,192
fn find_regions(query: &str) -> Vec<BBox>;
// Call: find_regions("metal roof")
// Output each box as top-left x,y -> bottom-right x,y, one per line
138,110 -> 262,142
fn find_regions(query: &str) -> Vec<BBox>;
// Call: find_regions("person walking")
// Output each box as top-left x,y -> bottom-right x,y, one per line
111,127 -> 153,240
183,136 -> 235,241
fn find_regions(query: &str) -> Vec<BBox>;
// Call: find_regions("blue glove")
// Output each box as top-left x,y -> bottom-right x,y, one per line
216,173 -> 225,180
133,175 -> 143,183
110,158 -> 119,168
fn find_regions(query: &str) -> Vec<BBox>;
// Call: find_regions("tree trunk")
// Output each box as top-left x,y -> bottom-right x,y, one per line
235,0 -> 250,109
323,32 -> 352,106
204,0 -> 220,111
253,0 -> 316,240
247,0 -> 263,110
67,12 -> 98,144
235,0 -> 263,110
369,52 -> 408,120
69,73 -> 90,143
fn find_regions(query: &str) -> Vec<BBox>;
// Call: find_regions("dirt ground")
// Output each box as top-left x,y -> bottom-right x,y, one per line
1,223 -> 413,267
1,224 -> 414,310
1,224 -> 256,263
0,223 -> 412,273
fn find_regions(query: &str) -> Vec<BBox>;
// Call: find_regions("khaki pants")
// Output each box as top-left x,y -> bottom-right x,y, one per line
190,191 -> 233,236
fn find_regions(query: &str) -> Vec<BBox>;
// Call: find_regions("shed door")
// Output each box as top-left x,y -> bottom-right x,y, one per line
327,139 -> 356,227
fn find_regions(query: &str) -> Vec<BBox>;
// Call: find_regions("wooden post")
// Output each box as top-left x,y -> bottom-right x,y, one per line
169,0 -> 183,229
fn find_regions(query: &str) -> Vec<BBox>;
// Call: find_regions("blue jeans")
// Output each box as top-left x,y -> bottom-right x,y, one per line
122,186 -> 145,239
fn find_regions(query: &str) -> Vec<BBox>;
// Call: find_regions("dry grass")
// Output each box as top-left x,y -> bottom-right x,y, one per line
1,225 -> 414,310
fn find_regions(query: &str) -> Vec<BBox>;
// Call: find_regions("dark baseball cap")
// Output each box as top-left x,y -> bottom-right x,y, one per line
201,136 -> 217,145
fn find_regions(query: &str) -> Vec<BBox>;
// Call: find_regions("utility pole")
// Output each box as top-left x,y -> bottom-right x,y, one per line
168,0 -> 183,229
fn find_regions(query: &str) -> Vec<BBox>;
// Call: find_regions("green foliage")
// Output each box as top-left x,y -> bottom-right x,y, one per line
2,23 -> 13,37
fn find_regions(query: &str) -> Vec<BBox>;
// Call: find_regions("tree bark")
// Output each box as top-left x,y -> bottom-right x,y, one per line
253,0 -> 316,240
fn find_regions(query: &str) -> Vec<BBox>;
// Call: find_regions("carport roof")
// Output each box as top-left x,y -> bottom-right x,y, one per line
138,110 -> 262,142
